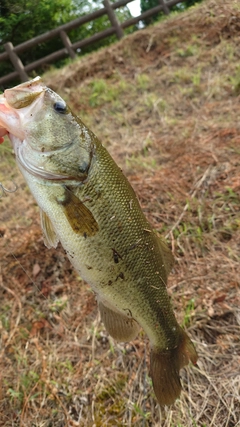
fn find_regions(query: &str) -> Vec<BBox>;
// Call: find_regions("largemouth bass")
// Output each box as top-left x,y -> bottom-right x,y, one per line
0,77 -> 197,405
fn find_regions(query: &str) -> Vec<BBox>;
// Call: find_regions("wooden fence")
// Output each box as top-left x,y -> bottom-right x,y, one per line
0,0 -> 182,86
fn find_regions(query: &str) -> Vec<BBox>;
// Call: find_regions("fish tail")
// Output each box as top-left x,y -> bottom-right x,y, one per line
150,328 -> 198,406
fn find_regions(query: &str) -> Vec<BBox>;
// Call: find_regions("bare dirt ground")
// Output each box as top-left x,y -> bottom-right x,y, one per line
0,0 -> 239,426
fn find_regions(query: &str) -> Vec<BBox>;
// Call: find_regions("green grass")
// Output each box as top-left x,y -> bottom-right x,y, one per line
182,298 -> 195,328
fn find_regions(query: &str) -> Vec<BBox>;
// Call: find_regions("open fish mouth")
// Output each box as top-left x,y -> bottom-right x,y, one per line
0,77 -> 45,141
0,77 -> 75,181
4,76 -> 44,107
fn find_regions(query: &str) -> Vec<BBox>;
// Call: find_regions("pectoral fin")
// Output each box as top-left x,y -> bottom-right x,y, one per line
40,209 -> 59,248
57,188 -> 98,237
98,300 -> 140,342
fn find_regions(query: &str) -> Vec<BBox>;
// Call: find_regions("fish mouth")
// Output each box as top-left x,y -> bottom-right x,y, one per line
4,77 -> 44,109
0,77 -> 75,182
0,77 -> 45,141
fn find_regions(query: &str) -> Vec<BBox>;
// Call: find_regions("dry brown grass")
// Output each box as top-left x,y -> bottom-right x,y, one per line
0,0 -> 240,425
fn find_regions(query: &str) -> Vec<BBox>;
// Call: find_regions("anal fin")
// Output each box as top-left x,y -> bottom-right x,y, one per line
98,300 -> 140,342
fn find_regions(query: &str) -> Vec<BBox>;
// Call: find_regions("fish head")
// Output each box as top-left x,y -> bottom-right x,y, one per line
0,77 -> 94,181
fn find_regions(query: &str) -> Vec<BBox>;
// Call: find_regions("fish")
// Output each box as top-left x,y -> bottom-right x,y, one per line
0,76 -> 197,406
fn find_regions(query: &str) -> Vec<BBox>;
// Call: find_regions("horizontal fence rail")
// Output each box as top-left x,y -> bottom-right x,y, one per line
0,0 -> 183,87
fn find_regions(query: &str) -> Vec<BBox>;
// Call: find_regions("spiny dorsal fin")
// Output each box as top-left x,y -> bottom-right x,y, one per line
57,188 -> 99,237
98,299 -> 140,342
40,209 -> 59,249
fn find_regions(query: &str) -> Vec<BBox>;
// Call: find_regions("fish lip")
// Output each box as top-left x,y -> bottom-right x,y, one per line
4,77 -> 45,109
0,76 -> 45,139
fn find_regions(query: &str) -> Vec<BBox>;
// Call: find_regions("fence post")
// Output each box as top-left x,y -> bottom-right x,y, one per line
103,0 -> 124,39
60,31 -> 76,59
4,42 -> 29,82
158,0 -> 170,14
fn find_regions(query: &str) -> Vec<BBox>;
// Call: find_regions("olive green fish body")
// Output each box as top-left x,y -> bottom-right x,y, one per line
21,135 -> 178,346
0,77 -> 197,405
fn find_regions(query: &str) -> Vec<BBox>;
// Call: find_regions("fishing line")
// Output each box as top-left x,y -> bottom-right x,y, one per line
0,180 -> 18,198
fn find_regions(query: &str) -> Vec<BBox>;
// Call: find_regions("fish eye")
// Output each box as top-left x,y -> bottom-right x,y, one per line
53,101 -> 67,114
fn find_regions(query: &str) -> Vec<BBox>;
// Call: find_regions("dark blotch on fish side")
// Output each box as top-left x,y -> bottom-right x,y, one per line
112,248 -> 122,264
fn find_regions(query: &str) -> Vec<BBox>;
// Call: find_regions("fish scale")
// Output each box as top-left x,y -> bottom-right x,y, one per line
75,146 -> 172,329
0,76 -> 197,406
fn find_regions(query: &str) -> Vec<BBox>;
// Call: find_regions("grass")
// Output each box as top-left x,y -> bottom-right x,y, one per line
0,0 -> 240,426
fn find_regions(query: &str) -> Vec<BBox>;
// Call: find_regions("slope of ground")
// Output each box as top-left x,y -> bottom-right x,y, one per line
0,0 -> 239,426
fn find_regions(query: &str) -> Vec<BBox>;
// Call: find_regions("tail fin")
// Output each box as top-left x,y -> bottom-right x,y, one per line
150,328 -> 197,406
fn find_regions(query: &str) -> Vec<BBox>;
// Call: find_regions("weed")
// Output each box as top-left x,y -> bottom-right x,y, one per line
229,66 -> 240,95
136,73 -> 150,90
132,402 -> 151,419
141,133 -> 153,156
88,77 -> 129,107
223,41 -> 235,61
7,388 -> 24,404
89,79 -> 108,106
182,299 -> 195,328
0,304 -> 11,330
21,371 -> 40,390
49,296 -> 68,312
126,154 -> 157,171
144,94 -> 167,114
192,67 -> 202,87
58,360 -> 74,373
172,67 -> 192,85
176,44 -> 199,57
